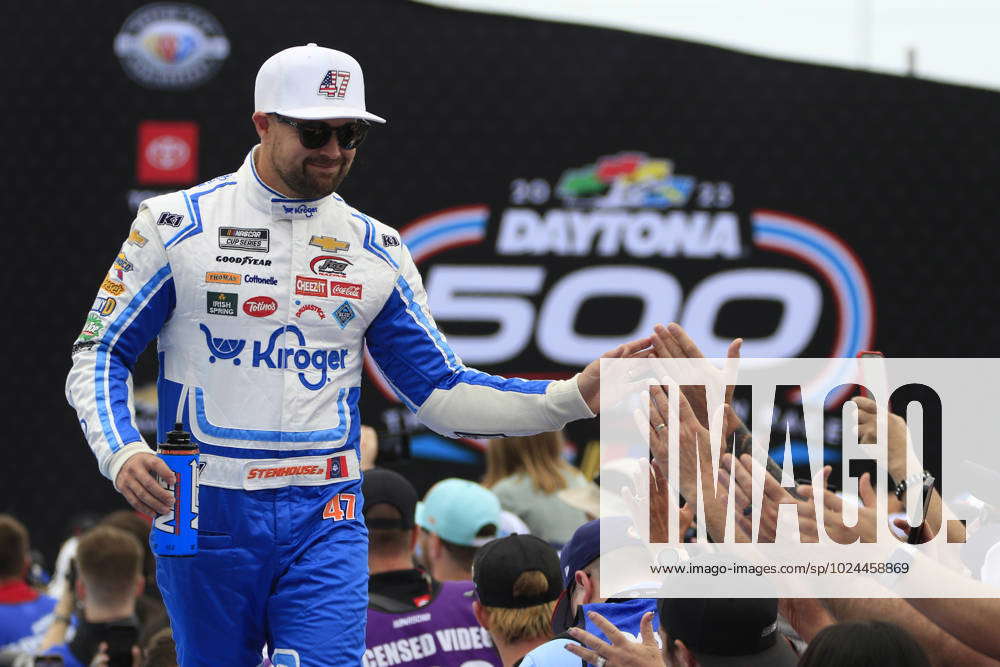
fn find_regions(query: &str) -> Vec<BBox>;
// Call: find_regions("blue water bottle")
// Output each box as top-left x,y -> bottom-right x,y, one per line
151,423 -> 199,557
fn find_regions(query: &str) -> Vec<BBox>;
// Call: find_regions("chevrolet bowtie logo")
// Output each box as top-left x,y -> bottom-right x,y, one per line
309,236 -> 350,253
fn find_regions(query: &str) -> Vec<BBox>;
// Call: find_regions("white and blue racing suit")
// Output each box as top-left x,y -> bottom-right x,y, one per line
65,148 -> 594,666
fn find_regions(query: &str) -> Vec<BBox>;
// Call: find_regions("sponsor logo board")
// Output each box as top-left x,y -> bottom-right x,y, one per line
137,121 -> 198,185
114,3 -> 229,91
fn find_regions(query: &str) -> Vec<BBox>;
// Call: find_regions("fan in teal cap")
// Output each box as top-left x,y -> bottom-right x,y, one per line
415,478 -> 501,582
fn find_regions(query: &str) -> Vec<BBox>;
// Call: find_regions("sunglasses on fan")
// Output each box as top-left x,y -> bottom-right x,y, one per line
270,113 -> 370,150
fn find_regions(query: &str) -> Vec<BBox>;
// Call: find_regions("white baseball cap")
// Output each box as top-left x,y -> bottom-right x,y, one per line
254,43 -> 386,124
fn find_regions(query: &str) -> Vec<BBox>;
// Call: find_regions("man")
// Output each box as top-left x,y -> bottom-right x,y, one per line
0,515 -> 56,654
39,526 -> 143,667
65,43 -> 648,665
416,479 -> 500,582
656,598 -> 799,666
364,468 -> 501,666
519,518 -> 660,666
470,534 -> 563,666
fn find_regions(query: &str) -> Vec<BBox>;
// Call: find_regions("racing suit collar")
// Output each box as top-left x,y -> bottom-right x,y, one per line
241,146 -> 338,220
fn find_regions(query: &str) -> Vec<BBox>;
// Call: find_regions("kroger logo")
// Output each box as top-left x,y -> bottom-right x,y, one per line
282,204 -> 318,218
199,323 -> 348,390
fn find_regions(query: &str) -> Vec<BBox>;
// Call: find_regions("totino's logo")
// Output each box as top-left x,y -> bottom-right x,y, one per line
365,153 -> 875,411
243,296 -> 277,317
199,323 -> 349,390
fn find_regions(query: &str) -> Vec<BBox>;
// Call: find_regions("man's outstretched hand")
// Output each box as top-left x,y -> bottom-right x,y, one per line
116,453 -> 175,517
577,336 -> 654,414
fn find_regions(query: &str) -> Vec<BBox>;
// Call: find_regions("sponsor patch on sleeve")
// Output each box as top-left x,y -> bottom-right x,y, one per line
157,212 -> 185,227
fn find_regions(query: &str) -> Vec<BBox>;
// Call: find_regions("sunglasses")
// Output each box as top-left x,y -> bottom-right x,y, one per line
271,113 -> 370,150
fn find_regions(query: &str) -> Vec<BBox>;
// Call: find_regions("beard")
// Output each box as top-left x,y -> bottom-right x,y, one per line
272,153 -> 351,199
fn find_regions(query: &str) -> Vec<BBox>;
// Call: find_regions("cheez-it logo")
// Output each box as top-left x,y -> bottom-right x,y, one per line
295,275 -> 327,298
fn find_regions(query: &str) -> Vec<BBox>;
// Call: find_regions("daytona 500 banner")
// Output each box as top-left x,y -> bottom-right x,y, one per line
9,0 -> 1000,557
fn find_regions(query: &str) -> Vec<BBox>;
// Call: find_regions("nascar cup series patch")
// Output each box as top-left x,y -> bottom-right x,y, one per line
219,227 -> 269,252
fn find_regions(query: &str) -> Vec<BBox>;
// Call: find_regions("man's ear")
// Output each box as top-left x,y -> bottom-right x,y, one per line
409,526 -> 420,552
75,578 -> 86,602
251,112 -> 271,140
134,574 -> 145,598
429,532 -> 443,560
574,570 -> 595,605
673,639 -> 697,667
472,600 -> 490,630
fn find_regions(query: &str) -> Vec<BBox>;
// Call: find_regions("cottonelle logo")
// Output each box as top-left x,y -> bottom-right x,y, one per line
364,152 -> 875,411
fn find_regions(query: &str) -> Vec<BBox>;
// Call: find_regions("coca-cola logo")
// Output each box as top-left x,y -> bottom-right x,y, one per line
329,281 -> 362,299
242,295 -> 277,317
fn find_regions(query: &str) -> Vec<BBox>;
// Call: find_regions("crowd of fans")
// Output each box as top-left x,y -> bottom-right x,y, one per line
4,323 -> 1000,665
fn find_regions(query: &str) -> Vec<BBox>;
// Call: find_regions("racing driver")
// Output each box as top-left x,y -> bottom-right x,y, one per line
65,44 -> 650,665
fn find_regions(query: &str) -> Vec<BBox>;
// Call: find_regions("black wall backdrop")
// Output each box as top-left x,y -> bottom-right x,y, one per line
5,0 -> 999,561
